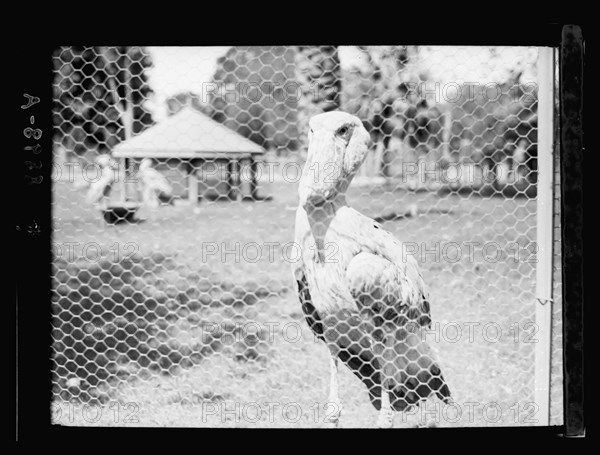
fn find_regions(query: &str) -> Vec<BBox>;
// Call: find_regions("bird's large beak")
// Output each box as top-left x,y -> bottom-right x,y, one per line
298,131 -> 345,209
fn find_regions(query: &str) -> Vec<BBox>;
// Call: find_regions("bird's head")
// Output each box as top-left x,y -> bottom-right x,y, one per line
298,111 -> 371,209
96,154 -> 119,170
140,158 -> 153,171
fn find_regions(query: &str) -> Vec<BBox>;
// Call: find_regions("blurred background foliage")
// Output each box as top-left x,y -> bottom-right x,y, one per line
53,45 -> 538,187
54,46 -> 154,158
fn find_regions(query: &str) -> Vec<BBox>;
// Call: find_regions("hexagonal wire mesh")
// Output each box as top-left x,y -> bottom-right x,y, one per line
50,46 -> 563,428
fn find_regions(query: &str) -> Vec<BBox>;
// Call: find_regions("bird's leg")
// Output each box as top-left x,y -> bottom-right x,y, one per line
142,187 -> 152,221
377,384 -> 394,429
98,201 -> 106,229
376,331 -> 394,429
324,356 -> 343,427
149,196 -> 157,223
415,399 -> 441,428
97,208 -> 103,229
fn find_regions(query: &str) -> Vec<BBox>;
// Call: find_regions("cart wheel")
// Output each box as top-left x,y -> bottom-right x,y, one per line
102,203 -> 140,224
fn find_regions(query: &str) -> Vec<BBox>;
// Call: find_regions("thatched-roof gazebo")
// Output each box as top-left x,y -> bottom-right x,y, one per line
113,107 -> 266,202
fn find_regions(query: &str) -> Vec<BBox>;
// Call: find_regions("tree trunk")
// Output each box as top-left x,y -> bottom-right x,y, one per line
295,46 -> 342,152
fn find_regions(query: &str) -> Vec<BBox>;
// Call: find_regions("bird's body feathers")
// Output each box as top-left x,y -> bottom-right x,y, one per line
138,160 -> 173,207
292,111 -> 450,425
294,204 -> 450,411
85,170 -> 117,204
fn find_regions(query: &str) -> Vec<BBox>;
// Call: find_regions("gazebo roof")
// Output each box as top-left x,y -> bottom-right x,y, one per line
113,107 -> 265,158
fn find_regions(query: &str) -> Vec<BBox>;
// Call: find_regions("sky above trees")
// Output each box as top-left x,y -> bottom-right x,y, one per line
146,46 -> 538,122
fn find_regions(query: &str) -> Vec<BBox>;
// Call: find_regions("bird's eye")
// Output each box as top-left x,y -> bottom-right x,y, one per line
338,127 -> 348,136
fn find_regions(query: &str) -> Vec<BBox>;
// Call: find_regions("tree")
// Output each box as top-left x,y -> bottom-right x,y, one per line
166,91 -> 212,117
209,46 -> 300,153
446,71 -> 538,171
295,46 -> 342,111
342,46 -> 421,177
53,46 -> 154,157
295,46 -> 342,153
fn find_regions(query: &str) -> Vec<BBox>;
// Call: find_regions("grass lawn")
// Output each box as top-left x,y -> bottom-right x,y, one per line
51,176 -> 549,428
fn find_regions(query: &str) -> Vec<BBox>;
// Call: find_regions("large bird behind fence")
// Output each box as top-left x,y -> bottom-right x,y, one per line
292,111 -> 451,428
138,158 -> 174,208
85,155 -> 120,206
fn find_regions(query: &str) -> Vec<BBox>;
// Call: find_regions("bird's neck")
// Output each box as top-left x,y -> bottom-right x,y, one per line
304,192 -> 348,218
303,194 -> 348,263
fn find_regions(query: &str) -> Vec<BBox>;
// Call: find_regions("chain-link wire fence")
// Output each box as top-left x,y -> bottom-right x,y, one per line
50,46 -> 562,428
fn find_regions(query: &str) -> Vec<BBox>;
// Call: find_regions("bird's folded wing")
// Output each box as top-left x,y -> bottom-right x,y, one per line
346,251 -> 431,328
346,252 -> 451,409
295,270 -> 384,409
142,170 -> 173,194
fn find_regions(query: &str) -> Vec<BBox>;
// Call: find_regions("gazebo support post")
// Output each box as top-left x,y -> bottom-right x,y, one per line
188,161 -> 199,205
227,159 -> 241,201
249,158 -> 258,200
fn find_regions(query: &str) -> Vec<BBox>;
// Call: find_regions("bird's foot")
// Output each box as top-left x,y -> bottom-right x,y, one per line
413,421 -> 438,428
376,409 -> 394,429
323,401 -> 343,428
324,419 -> 340,429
